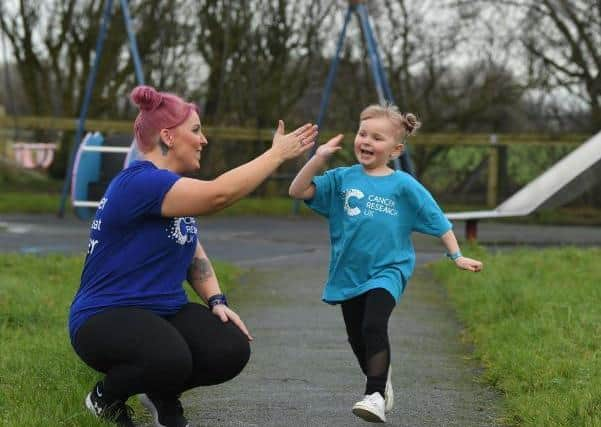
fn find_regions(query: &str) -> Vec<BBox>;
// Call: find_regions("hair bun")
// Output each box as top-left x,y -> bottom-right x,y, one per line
403,113 -> 422,136
130,85 -> 163,111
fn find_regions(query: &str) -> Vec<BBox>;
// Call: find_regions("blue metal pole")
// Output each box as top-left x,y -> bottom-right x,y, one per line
120,0 -> 144,164
359,5 -> 394,102
314,6 -> 353,136
58,0 -> 114,217
355,3 -> 414,175
355,4 -> 386,106
119,0 -> 145,85
292,6 -> 352,214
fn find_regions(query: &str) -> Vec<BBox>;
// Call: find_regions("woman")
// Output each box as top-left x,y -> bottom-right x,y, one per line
69,85 -> 317,427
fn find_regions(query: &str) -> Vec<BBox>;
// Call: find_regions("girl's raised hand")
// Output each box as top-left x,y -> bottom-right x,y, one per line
315,134 -> 344,160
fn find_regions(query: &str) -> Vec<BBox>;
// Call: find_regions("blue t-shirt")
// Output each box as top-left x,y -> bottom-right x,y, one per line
68,161 -> 198,342
305,164 -> 452,304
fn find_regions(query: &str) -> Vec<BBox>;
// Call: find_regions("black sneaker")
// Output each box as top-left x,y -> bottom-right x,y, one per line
85,381 -> 135,427
139,393 -> 189,427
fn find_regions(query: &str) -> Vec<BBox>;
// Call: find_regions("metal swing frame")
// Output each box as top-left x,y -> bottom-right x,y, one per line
293,1 -> 414,213
58,0 -> 145,217
311,2 -> 414,173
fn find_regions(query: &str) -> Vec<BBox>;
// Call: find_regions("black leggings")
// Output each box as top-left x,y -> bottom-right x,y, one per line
341,288 -> 396,396
73,303 -> 251,401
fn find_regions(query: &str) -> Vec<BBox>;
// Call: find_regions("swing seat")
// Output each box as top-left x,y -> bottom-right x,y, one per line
71,132 -> 139,220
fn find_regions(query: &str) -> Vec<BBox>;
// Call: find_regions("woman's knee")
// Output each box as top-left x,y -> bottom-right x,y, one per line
142,347 -> 194,387
200,324 -> 251,385
220,324 -> 251,376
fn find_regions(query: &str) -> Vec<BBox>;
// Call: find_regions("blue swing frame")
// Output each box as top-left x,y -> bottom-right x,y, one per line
58,0 -> 145,217
294,2 -> 415,213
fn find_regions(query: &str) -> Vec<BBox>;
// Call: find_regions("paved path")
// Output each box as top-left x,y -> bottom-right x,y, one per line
3,214 -> 601,426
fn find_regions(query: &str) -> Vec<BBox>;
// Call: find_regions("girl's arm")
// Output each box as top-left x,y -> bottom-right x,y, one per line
289,134 -> 344,200
162,121 -> 317,217
440,229 -> 483,272
187,241 -> 253,340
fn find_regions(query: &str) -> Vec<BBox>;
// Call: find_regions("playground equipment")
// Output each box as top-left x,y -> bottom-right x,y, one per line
70,132 -> 140,219
447,130 -> 601,240
12,142 -> 57,169
58,0 -> 145,218
311,0 -> 413,173
293,0 -> 414,213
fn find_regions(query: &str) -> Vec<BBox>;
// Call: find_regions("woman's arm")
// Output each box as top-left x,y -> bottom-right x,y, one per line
187,241 -> 253,340
289,134 -> 344,200
162,121 -> 317,217
440,230 -> 483,272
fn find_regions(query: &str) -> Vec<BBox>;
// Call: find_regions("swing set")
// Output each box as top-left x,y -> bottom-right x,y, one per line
57,0 -> 414,220
57,0 -> 144,219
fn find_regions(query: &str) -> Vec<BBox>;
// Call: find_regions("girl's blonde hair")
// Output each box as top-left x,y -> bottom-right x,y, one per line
359,103 -> 421,143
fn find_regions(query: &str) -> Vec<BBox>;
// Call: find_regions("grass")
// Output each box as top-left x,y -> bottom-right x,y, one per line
3,191 -> 601,225
0,192 -> 61,214
0,253 -> 241,427
0,192 -> 316,216
432,246 -> 601,426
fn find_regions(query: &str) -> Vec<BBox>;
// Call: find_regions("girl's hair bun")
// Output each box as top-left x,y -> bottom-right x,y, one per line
130,85 -> 163,111
402,113 -> 421,136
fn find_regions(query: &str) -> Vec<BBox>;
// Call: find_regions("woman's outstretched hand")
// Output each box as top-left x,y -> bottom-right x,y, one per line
212,305 -> 253,341
272,121 -> 318,161
315,134 -> 344,160
455,257 -> 483,272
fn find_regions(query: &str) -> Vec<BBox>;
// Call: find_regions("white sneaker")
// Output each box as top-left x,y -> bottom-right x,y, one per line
384,366 -> 394,412
352,392 -> 386,423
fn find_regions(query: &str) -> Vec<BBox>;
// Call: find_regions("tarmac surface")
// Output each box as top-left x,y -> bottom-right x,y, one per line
2,214 -> 601,426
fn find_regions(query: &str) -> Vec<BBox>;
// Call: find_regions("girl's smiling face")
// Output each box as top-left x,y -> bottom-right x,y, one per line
354,116 -> 403,174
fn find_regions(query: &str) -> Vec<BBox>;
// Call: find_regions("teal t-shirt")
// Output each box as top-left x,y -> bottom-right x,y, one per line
305,164 -> 452,304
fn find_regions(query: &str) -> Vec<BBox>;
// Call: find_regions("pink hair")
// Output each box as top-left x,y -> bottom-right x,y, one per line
130,85 -> 198,153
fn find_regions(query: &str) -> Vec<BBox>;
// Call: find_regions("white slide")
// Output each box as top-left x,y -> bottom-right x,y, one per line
447,130 -> 601,221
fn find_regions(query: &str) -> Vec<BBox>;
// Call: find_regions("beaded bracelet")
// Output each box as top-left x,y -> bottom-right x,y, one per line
446,250 -> 463,261
207,293 -> 228,309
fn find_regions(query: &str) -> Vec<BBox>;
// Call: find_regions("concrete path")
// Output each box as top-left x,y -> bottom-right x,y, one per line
3,214 -> 601,426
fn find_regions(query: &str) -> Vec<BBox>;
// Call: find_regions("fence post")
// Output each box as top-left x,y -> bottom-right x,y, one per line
487,134 -> 499,207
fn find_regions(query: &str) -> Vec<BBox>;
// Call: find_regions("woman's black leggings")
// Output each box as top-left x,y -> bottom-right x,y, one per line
341,288 -> 396,397
73,303 -> 251,401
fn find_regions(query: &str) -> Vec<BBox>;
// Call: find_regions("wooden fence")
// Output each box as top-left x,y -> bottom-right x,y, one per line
0,114 -> 590,206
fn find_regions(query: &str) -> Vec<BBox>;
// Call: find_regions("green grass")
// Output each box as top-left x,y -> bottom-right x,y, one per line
0,192 -> 316,216
432,247 -> 601,426
0,254 -> 241,426
0,192 -> 61,213
217,197 -> 314,216
3,191 -> 601,225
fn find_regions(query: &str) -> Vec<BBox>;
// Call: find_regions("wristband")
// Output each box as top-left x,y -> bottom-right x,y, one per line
207,293 -> 228,309
446,250 -> 462,261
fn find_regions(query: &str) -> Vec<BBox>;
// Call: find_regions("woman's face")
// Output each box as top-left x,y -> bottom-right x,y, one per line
170,111 -> 207,173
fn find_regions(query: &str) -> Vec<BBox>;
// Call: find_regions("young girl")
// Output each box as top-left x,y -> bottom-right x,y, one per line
288,104 -> 482,423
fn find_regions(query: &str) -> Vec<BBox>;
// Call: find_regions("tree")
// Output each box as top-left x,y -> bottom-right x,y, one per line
195,0 -> 333,126
0,0 -> 194,177
356,0 -> 526,177
467,0 -> 601,131
521,0 -> 601,130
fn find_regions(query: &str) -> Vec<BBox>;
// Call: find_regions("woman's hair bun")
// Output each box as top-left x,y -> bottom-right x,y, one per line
130,85 -> 163,111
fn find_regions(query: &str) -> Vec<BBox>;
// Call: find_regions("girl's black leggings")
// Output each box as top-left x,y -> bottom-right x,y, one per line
341,288 -> 396,397
72,303 -> 251,401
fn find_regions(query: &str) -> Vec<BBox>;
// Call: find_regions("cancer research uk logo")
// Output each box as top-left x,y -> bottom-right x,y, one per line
166,217 -> 198,245
342,189 -> 398,218
344,188 -> 364,216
